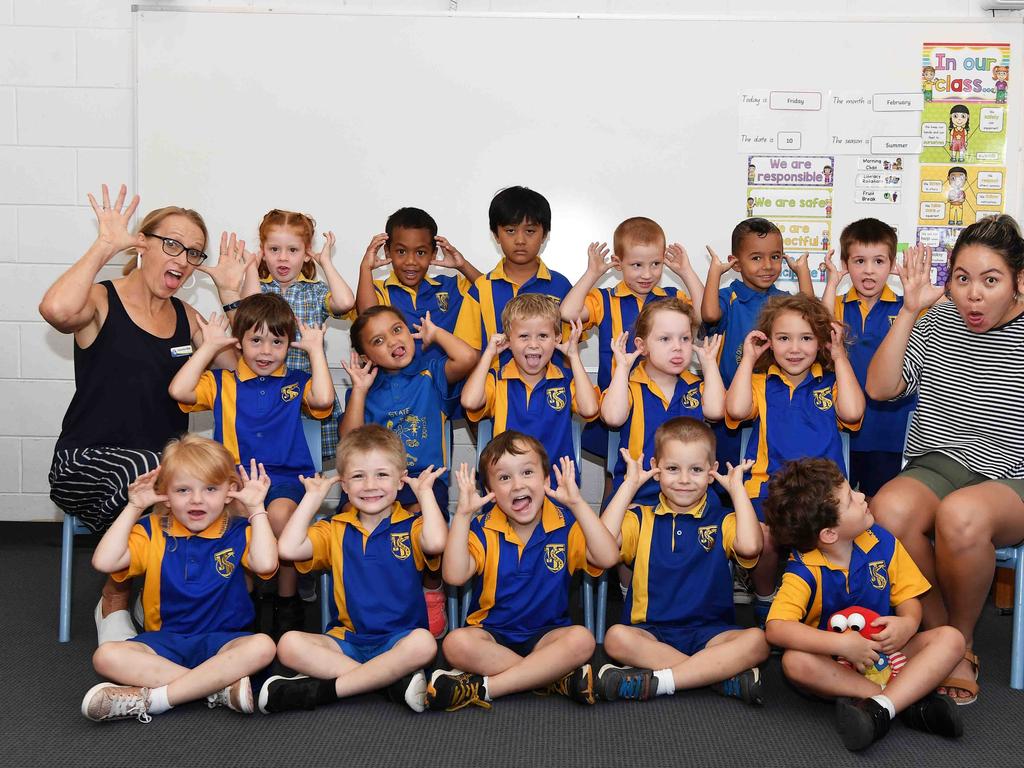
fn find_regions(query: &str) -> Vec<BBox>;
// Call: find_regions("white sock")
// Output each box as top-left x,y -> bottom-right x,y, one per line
423,584 -> 443,593
653,669 -> 675,696
480,676 -> 492,701
754,592 -> 774,604
619,582 -> 629,600
148,685 -> 172,715
870,694 -> 895,719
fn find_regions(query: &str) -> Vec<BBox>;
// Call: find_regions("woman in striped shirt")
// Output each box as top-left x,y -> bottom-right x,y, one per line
867,215 -> 1024,705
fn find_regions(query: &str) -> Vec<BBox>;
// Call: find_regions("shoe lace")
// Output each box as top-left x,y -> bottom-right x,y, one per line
444,678 -> 492,712
617,673 -> 647,700
108,688 -> 152,723
546,672 -> 572,697
206,688 -> 228,709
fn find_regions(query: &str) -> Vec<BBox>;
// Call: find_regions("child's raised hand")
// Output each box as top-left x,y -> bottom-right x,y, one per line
87,184 -> 143,256
695,333 -> 722,367
587,242 -> 612,277
545,456 -> 584,507
196,312 -> 241,353
297,471 -> 341,503
610,330 -> 642,369
486,332 -> 510,357
828,320 -> 849,359
784,251 -> 810,274
706,245 -> 737,274
341,350 -> 378,391
711,459 -> 754,496
411,310 -> 438,349
455,463 -> 494,518
619,448 -> 660,489
434,235 -> 464,269
821,249 -> 847,287
292,320 -> 327,353
126,468 -> 167,512
406,464 -> 446,496
555,317 -> 584,358
897,244 -> 944,314
229,459 -> 272,512
310,230 -> 336,267
361,233 -> 390,271
197,232 -> 258,293
741,329 -> 770,362
664,243 -> 692,277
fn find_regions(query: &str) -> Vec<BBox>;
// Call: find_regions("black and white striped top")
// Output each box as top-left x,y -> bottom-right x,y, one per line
901,300 -> 1024,479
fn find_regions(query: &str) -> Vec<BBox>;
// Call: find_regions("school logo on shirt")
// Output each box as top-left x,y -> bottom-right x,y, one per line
869,561 -> 888,590
280,382 -> 300,403
812,387 -> 834,411
888,315 -> 898,326
214,548 -> 236,579
547,387 -> 567,412
436,292 -> 449,313
391,533 -> 412,560
682,387 -> 700,410
387,411 -> 426,450
697,525 -> 718,552
544,543 -> 566,573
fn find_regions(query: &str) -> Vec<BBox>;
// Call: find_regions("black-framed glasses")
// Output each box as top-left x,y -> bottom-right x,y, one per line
143,233 -> 208,266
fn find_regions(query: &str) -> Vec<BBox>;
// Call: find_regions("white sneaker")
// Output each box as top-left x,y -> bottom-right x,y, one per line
81,682 -> 152,723
733,567 -> 754,605
95,600 -> 137,645
206,676 -> 254,714
386,670 -> 428,712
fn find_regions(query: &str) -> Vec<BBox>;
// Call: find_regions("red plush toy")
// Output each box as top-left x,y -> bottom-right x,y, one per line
828,606 -> 907,686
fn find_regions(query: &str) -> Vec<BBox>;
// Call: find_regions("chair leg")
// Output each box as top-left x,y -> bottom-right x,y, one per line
320,572 -> 332,634
582,575 -> 594,634
595,571 -> 608,645
446,584 -> 459,631
1012,549 -> 1024,690
59,514 -> 75,643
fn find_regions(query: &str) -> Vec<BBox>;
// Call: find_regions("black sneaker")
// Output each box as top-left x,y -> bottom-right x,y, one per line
596,665 -> 654,702
424,670 -> 491,711
543,664 -> 596,705
899,693 -> 963,738
272,595 -> 306,637
384,671 -> 428,713
258,675 -> 319,714
835,697 -> 891,751
712,667 -> 764,705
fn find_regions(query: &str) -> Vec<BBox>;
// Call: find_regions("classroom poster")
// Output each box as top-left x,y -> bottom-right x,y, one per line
853,156 -> 905,205
746,154 -> 833,281
918,43 -> 1010,256
738,90 -> 829,153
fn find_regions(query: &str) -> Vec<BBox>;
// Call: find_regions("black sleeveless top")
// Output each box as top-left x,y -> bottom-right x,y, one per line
54,281 -> 192,453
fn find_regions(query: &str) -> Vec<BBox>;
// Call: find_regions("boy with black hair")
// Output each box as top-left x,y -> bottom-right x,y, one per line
764,458 -> 965,752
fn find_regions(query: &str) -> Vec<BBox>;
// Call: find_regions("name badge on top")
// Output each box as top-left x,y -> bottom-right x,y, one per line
170,345 -> 194,358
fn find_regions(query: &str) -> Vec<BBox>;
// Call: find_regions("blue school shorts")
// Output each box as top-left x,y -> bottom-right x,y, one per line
849,450 -> 903,498
488,625 -> 567,657
634,622 -> 740,656
267,477 -> 305,505
331,628 -> 414,663
130,630 -> 251,668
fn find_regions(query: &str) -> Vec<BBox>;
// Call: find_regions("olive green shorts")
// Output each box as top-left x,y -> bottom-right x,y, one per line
899,452 -> 1024,502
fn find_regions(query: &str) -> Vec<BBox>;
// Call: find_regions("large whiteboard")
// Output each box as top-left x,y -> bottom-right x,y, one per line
136,9 -> 1023,341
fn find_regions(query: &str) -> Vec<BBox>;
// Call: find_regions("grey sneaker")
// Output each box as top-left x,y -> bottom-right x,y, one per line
206,676 -> 254,714
81,682 -> 152,723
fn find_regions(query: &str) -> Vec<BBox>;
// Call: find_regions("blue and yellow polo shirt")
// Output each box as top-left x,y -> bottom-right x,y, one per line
296,502 -> 439,642
374,272 -> 470,366
606,361 -> 705,507
113,513 -> 272,634
349,354 -> 456,480
621,492 -> 757,628
835,286 -> 917,453
708,280 -> 789,387
466,360 -> 597,469
465,499 -> 602,644
453,258 -> 573,363
767,524 -> 929,630
727,363 -> 862,501
182,360 -> 332,481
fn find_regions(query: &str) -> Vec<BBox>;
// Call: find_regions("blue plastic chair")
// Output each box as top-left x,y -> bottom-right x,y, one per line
738,426 -> 850,473
58,513 -> 92,642
298,415 -> 336,634
995,544 -> 1024,690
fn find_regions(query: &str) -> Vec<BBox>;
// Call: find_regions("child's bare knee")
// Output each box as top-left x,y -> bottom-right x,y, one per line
603,624 -> 632,657
405,628 -> 439,666
275,631 -> 306,665
441,628 -> 474,662
248,633 -> 277,666
741,628 -> 770,661
780,649 -> 816,683
562,625 -> 596,662
92,642 -> 122,676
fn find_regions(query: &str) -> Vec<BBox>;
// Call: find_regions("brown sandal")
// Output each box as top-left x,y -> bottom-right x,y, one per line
937,649 -> 979,706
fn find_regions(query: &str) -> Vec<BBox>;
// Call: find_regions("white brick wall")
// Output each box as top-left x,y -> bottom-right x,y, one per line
0,0 -> 1002,521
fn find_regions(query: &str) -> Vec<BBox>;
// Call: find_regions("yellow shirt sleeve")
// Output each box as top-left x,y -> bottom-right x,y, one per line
466,528 -> 487,576
725,373 -> 762,429
111,521 -> 152,582
411,516 -> 442,572
721,512 -> 759,569
240,524 -> 278,580
373,279 -> 389,306
888,538 -> 931,607
766,571 -> 813,624
179,369 -> 218,413
619,509 -> 641,566
301,379 -> 334,419
567,521 -> 603,577
454,290 -> 483,351
466,372 -> 496,422
294,518 -> 334,574
582,288 -> 604,331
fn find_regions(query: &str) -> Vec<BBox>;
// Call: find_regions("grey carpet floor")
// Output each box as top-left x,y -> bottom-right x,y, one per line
2,522 -> 1022,768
